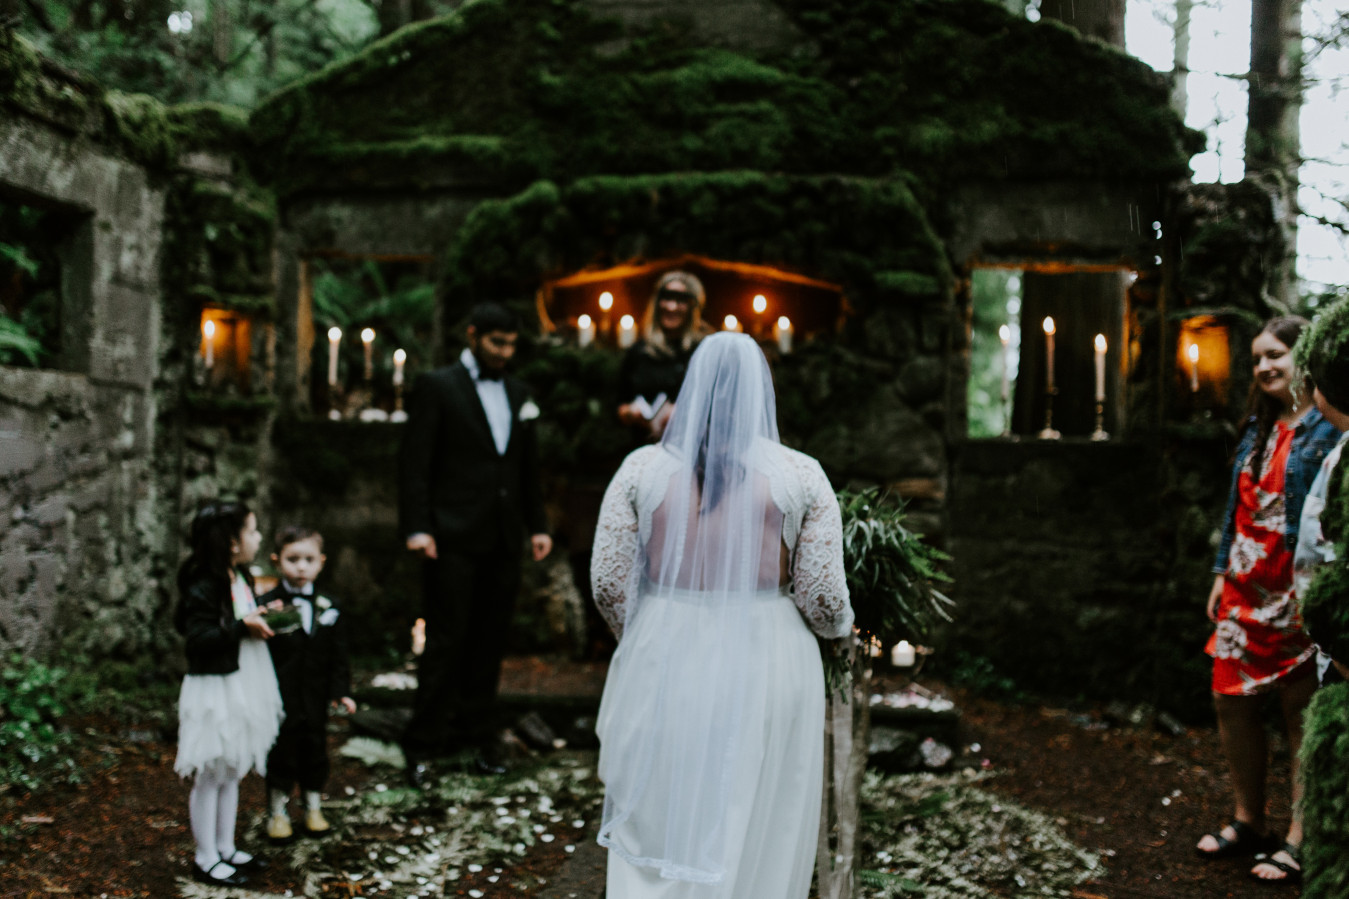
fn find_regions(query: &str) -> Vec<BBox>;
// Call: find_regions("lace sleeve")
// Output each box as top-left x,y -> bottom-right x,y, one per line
791,460 -> 853,639
590,449 -> 649,640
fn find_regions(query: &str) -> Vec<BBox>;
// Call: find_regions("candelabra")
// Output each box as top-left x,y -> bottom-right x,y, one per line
1038,387 -> 1061,440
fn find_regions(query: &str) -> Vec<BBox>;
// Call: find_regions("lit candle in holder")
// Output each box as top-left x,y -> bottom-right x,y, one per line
752,294 -> 767,335
598,291 -> 614,338
1094,334 -> 1107,402
1038,317 -> 1060,440
327,327 -> 342,387
618,314 -> 637,348
577,314 -> 595,348
202,319 -> 215,371
891,640 -> 916,667
1042,317 -> 1056,393
775,316 -> 793,354
998,324 -> 1011,402
1187,343 -> 1200,392
723,314 -> 741,332
393,347 -> 406,387
361,327 -> 375,381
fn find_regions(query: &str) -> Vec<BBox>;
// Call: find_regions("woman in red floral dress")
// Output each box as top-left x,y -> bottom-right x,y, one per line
1196,317 -> 1343,885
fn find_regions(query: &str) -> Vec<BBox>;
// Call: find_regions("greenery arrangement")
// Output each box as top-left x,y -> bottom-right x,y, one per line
0,654 -> 83,794
1299,682 -> 1349,898
826,488 -> 953,694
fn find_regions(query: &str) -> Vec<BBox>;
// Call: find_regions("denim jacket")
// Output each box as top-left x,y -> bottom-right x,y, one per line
1213,407 -> 1343,574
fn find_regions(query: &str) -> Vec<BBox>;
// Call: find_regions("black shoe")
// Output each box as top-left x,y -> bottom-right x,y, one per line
192,860 -> 247,886
406,761 -> 433,790
222,850 -> 268,872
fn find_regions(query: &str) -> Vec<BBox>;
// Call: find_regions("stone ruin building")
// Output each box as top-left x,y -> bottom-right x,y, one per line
0,0 -> 1290,715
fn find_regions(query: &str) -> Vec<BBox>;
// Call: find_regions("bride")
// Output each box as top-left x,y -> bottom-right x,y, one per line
591,332 -> 853,898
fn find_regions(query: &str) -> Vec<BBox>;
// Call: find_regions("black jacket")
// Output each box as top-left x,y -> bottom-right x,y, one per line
177,565 -> 250,676
398,361 -> 548,553
259,584 -> 351,725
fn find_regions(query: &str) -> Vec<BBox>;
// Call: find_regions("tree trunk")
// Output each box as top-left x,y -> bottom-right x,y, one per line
1171,0 -> 1194,118
1038,0 -> 1126,47
816,647 -> 870,899
1246,0 -> 1303,308
210,0 -> 232,65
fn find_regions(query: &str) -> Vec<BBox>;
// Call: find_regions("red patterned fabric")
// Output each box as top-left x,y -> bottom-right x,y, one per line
1207,421 -> 1316,695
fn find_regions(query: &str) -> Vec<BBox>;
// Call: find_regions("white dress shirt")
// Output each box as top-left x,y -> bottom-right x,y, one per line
461,348 -> 512,455
283,579 -> 315,634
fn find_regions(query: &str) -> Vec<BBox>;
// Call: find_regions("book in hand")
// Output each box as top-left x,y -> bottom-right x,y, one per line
629,393 -> 668,421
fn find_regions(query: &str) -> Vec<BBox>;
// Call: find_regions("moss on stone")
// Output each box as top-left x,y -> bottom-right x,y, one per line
249,0 -> 1196,196
166,102 -> 252,154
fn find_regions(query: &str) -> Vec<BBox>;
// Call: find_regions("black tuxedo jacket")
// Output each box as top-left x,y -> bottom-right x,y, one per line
398,361 -> 548,554
259,585 -> 351,726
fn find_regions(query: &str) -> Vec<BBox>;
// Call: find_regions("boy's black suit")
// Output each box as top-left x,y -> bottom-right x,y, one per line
260,583 -> 351,793
398,359 -> 548,762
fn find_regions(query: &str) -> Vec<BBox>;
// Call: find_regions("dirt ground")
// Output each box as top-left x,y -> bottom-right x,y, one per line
1,657 -> 1300,898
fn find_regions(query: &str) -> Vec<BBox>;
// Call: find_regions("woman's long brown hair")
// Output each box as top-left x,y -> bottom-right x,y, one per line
1244,315 -> 1310,480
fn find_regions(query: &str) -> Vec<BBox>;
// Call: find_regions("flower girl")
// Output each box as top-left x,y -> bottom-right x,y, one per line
173,502 -> 284,886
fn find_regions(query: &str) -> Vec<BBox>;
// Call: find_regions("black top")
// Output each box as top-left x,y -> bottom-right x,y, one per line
619,340 -> 694,405
177,565 -> 250,676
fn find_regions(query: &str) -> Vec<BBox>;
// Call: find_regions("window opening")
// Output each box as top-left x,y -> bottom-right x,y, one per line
968,266 -> 1130,439
0,196 -> 82,370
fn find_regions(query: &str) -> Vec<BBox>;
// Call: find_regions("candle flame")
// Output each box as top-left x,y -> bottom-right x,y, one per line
1042,317 -> 1055,336
599,292 -> 614,311
777,316 -> 791,330
393,348 -> 406,364
619,314 -> 634,329
361,327 -> 375,345
999,324 -> 1010,344
1095,334 -> 1107,352
753,294 -> 767,314
1187,343 -> 1199,363
578,314 -> 592,328
724,314 -> 739,331
328,326 -> 342,342
202,319 -> 215,339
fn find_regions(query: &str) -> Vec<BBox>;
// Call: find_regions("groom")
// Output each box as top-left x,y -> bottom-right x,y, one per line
398,302 -> 552,784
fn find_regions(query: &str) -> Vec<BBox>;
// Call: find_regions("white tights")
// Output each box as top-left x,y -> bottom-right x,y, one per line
188,763 -> 250,871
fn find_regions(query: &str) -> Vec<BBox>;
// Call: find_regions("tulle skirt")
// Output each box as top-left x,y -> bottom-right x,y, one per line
175,638 -> 284,779
598,588 -> 825,899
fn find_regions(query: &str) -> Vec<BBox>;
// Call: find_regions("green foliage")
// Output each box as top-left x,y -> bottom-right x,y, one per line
0,202 -> 66,368
0,654 -> 83,793
966,269 -> 1017,439
0,312 -> 45,366
934,649 -> 1024,701
309,257 -> 436,392
838,488 -> 953,645
1299,682 -> 1349,898
19,0 -> 380,108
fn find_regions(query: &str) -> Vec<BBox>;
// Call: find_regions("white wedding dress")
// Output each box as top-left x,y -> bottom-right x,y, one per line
591,333 -> 852,899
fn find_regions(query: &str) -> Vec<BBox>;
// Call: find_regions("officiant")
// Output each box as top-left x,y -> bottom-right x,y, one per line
616,270 -> 709,442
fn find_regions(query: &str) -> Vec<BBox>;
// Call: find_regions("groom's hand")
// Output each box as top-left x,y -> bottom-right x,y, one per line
407,533 -> 438,560
531,534 -> 553,562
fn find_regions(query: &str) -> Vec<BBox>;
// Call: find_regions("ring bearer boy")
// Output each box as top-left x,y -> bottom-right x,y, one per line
259,526 -> 355,840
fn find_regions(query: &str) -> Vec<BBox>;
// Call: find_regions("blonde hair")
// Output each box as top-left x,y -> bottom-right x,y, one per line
641,271 -> 706,355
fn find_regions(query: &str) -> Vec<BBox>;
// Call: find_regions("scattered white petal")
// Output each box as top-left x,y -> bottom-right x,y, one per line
565,845 -> 576,853
488,875 -> 499,883
542,834 -> 555,843
469,891 -> 485,898
468,864 -> 483,873
572,819 -> 585,828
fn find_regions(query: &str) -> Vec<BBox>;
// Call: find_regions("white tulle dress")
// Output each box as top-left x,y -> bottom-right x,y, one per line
175,573 -> 284,779
590,333 -> 853,899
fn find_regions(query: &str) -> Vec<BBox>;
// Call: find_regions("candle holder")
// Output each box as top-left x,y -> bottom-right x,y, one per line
1091,400 -> 1109,441
391,382 -> 408,423
1038,387 -> 1061,440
